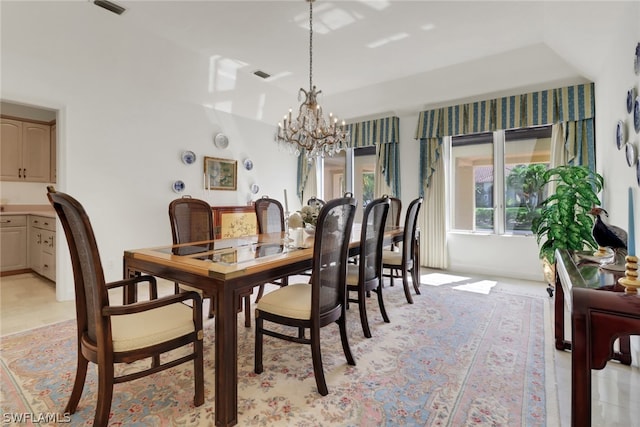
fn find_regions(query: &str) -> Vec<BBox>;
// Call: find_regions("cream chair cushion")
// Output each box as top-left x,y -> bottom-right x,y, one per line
346,265 -> 359,285
346,264 -> 376,285
257,283 -> 311,320
382,250 -> 402,266
111,303 -> 195,352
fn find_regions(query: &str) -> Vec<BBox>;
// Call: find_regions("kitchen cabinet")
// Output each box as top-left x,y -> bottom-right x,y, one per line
0,215 -> 28,272
0,118 -> 51,182
29,215 -> 56,281
50,123 -> 57,183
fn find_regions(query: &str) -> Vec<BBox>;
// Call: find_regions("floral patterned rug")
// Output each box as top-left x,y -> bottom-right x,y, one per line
1,277 -> 554,426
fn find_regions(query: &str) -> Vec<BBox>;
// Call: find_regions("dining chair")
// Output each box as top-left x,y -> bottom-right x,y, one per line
254,196 -> 357,396
47,186 -> 204,427
346,196 -> 390,338
307,196 -> 326,209
253,196 -> 289,302
382,197 -> 423,304
169,196 -> 252,326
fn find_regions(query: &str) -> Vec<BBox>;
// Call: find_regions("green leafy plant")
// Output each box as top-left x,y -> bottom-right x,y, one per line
531,165 -> 604,264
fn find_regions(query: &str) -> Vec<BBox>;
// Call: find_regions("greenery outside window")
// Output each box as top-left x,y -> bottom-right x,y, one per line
450,125 -> 551,235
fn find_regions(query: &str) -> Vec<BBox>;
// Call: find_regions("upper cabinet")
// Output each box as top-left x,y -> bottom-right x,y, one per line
1,118 -> 52,182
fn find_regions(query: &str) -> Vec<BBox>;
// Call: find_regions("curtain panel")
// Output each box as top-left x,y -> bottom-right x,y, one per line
415,83 -> 596,187
347,116 -> 401,197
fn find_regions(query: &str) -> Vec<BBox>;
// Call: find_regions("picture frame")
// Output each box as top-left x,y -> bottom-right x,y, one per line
204,156 -> 237,191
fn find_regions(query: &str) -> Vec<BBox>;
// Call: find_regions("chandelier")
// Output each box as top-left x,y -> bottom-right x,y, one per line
275,0 -> 349,159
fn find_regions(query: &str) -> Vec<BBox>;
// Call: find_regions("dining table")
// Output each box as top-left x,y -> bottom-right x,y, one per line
123,225 -> 404,427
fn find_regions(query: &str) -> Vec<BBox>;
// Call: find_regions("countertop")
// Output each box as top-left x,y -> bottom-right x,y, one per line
0,205 -> 55,218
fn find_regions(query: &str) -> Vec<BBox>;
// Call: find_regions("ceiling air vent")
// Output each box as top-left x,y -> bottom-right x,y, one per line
94,0 -> 126,15
253,70 -> 271,79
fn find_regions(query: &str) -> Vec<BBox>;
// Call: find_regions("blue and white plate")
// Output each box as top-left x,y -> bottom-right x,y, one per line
634,96 -> 640,133
250,183 -> 259,194
625,142 -> 637,167
635,42 -> 640,75
244,159 -> 254,171
172,180 -> 186,193
616,120 -> 625,149
627,88 -> 636,114
181,150 -> 196,165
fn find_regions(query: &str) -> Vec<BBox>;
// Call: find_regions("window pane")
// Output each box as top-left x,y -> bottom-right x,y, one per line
451,133 -> 494,232
323,150 -> 346,201
504,126 -> 551,234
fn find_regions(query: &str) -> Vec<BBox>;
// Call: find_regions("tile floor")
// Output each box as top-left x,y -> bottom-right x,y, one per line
1,271 -> 638,426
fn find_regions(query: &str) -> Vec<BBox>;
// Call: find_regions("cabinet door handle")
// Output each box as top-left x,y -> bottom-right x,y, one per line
23,169 -> 26,178
37,233 -> 42,244
43,264 -> 49,268
0,220 -> 11,224
18,168 -> 22,178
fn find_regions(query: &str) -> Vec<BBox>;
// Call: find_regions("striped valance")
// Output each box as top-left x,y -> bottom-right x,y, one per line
347,116 -> 399,148
415,83 -> 595,139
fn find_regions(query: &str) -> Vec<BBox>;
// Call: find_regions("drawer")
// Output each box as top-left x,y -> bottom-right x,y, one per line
30,215 -> 55,231
0,215 -> 27,228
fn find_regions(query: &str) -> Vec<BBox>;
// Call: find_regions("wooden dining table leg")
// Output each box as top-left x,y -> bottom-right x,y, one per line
215,282 -> 239,426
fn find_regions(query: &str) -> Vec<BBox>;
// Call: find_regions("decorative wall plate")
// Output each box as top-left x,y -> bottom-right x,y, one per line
634,96 -> 640,133
181,150 -> 196,165
616,120 -> 625,149
250,183 -> 259,194
214,133 -> 229,149
635,42 -> 640,75
244,159 -> 254,170
627,87 -> 636,114
625,142 -> 637,166
172,180 -> 186,193
637,157 -> 640,187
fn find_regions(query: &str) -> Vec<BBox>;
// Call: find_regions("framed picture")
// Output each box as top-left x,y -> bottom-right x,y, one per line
204,156 -> 237,191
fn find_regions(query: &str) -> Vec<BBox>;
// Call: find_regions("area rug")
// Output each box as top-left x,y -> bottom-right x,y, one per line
1,278 -> 552,426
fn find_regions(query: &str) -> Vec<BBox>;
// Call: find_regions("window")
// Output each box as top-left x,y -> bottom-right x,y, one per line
320,146 -> 376,223
450,125 -> 551,234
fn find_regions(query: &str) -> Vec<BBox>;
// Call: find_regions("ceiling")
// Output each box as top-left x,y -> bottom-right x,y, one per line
102,1 -> 627,121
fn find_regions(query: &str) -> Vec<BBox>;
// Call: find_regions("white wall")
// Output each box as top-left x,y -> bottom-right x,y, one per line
1,3 -> 299,299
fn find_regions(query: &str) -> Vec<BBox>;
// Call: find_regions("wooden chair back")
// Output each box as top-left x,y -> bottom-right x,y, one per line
311,196 -> 357,321
359,197 -> 390,284
386,196 -> 402,228
169,197 -> 214,255
254,196 -> 285,233
307,196 -> 326,210
47,186 -> 108,346
402,197 -> 423,266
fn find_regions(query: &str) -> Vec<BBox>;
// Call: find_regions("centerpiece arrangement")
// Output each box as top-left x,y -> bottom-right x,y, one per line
300,205 -> 320,227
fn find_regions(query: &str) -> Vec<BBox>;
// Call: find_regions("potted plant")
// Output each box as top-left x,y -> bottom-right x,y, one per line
531,165 -> 604,284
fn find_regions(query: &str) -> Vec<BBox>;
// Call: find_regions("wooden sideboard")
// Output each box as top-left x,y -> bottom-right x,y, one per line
554,249 -> 640,426
211,205 -> 257,239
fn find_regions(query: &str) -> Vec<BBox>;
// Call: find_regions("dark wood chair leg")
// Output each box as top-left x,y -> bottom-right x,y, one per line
94,363 -> 114,427
310,328 -> 328,396
402,268 -> 414,304
194,336 -> 205,406
64,354 -> 89,414
375,283 -> 390,323
254,317 -> 263,374
255,284 -> 266,303
244,296 -> 251,327
339,317 -> 356,366
358,288 -> 372,338
207,296 -> 215,319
